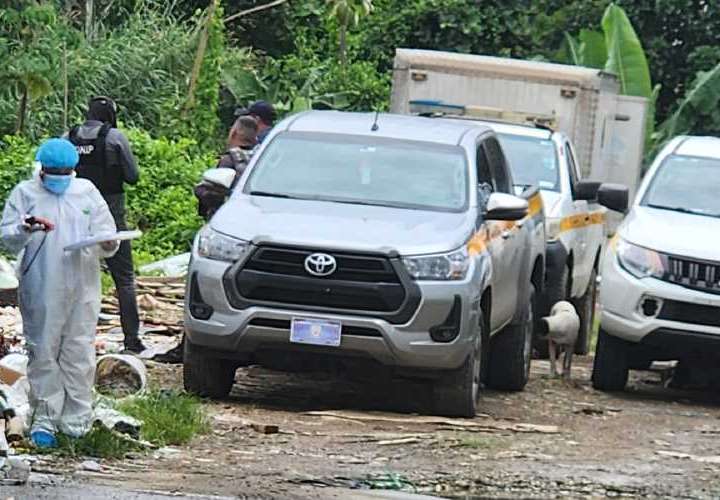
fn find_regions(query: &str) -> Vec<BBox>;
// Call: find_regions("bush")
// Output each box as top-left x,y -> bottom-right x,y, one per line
0,135 -> 35,206
124,128 -> 214,265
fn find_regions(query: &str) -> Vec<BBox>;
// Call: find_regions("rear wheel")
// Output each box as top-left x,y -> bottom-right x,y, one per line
574,268 -> 598,355
487,285 -> 534,391
592,328 -> 629,391
183,340 -> 237,398
432,316 -> 483,418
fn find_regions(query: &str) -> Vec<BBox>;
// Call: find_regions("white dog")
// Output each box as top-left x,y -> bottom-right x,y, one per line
541,301 -> 580,379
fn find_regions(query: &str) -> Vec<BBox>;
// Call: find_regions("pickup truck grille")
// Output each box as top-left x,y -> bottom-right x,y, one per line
234,246 -> 406,313
658,300 -> 720,328
662,255 -> 720,295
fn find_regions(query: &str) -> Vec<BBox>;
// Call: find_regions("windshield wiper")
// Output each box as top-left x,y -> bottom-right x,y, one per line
248,191 -> 296,199
646,203 -> 720,218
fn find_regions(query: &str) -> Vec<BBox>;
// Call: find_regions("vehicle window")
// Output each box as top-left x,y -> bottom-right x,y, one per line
476,145 -> 494,188
641,154 -> 720,218
245,132 -> 469,212
565,143 -> 579,196
483,137 -> 511,193
497,133 -> 559,191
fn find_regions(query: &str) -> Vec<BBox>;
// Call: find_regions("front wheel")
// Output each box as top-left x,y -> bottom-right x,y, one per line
432,318 -> 482,417
574,268 -> 598,355
591,328 -> 629,391
183,339 -> 237,398
487,285 -> 534,391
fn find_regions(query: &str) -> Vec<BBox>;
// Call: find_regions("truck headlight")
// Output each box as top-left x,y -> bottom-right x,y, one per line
403,247 -> 470,281
197,226 -> 248,262
616,238 -> 666,279
546,217 -> 562,242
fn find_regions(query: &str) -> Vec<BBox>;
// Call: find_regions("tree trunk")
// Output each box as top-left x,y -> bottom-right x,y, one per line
15,86 -> 28,135
183,0 -> 218,118
85,0 -> 94,42
338,22 -> 347,66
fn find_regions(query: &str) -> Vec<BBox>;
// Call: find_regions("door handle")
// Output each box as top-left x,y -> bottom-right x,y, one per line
501,230 -> 512,240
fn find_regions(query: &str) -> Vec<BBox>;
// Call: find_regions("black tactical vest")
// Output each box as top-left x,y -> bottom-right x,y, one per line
69,123 -> 124,195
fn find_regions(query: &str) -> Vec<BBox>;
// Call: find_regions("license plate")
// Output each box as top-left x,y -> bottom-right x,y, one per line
290,318 -> 342,347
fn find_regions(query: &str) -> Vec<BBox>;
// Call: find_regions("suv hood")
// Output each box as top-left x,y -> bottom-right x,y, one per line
211,195 -> 475,256
622,206 -> 720,261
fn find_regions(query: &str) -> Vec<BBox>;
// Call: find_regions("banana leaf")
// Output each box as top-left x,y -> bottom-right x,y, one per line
602,4 -> 652,99
578,30 -> 606,70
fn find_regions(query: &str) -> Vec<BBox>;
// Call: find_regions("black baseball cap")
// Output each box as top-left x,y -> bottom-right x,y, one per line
235,100 -> 276,124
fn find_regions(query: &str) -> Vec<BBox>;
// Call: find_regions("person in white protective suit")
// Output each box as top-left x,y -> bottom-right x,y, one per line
0,138 -> 119,448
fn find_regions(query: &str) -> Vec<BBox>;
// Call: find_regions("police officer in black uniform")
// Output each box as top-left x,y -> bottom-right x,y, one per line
67,96 -> 145,353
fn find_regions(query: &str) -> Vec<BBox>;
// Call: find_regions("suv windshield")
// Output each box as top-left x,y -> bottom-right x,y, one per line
642,155 -> 720,218
245,132 -> 468,211
498,133 -> 559,191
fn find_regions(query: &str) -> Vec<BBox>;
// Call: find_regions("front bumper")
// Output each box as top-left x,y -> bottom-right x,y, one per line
600,249 -> 720,349
184,254 -> 483,371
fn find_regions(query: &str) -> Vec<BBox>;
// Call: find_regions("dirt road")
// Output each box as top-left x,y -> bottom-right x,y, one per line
36,356 -> 717,499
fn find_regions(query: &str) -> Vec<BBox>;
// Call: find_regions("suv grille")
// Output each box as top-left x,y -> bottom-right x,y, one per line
662,255 -> 720,295
234,246 -> 406,313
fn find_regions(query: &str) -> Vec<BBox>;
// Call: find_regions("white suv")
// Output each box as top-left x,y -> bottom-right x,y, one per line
593,136 -> 720,391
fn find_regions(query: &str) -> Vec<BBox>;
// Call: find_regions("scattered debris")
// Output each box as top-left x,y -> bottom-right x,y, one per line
252,423 -> 279,435
80,460 -> 102,472
305,411 -> 559,434
94,407 -> 142,438
1,457 -> 30,485
138,253 -> 190,277
655,450 -> 720,464
95,354 -> 148,397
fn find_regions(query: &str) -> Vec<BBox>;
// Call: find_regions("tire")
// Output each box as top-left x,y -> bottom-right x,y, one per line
432,316 -> 483,418
183,339 -> 237,398
535,265 -> 570,359
487,285 -> 534,391
573,268 -> 598,355
591,328 -> 629,391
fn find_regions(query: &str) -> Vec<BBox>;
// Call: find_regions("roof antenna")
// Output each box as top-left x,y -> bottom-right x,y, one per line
371,110 -> 380,132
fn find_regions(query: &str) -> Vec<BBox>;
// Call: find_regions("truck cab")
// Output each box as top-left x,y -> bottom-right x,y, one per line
183,111 -> 544,417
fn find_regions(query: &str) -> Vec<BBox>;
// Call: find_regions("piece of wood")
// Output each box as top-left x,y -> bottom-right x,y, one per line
251,423 -> 279,435
224,0 -> 289,23
305,410 -> 559,434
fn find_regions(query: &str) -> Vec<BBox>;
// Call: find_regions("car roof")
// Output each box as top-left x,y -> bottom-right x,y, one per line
283,111 -> 490,146
471,120 -> 554,140
674,136 -> 720,160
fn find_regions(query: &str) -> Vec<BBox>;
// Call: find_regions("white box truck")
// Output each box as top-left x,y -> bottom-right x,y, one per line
390,48 -> 642,355
390,48 -> 648,198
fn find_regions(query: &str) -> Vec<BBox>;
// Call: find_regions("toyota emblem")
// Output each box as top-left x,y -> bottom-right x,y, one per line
305,253 -> 337,277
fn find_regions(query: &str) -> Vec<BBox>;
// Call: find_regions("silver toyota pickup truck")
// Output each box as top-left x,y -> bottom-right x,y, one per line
183,111 -> 544,417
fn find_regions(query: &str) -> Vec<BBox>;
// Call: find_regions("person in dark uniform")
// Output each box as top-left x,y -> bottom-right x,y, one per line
236,101 -> 275,144
154,116 -> 259,364
67,96 -> 145,353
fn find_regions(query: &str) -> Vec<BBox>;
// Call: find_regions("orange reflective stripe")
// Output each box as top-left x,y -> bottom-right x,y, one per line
559,210 -> 605,233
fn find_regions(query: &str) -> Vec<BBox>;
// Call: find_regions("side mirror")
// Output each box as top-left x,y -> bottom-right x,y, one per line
485,193 -> 528,221
598,183 -> 629,213
202,168 -> 236,190
574,180 -> 602,201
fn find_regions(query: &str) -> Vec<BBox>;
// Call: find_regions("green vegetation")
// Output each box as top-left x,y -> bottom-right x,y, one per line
50,390 -> 206,459
54,423 -> 143,459
117,390 -> 206,447
2,1 -> 719,262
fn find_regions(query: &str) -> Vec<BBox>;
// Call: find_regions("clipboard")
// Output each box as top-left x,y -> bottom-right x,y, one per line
63,230 -> 142,252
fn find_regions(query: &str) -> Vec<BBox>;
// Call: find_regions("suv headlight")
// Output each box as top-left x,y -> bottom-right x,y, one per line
616,238 -> 666,279
197,226 -> 248,262
546,217 -> 562,242
403,247 -> 470,281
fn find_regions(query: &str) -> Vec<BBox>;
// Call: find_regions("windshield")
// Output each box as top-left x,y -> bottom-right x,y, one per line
245,132 -> 468,211
641,155 -> 720,218
498,133 -> 559,191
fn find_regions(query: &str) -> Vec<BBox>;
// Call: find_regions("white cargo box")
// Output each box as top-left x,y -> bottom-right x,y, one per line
390,49 -> 647,198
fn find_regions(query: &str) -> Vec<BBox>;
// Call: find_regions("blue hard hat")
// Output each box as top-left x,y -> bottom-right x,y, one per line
35,138 -> 79,169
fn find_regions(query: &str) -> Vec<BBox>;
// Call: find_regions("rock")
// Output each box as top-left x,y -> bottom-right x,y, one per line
80,460 -> 102,472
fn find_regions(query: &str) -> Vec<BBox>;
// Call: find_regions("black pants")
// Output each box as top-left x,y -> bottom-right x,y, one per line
105,203 -> 140,342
